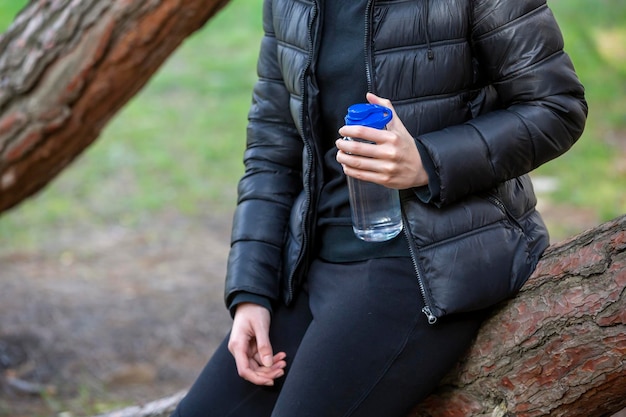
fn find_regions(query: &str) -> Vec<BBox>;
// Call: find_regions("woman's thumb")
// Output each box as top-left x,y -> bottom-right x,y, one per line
253,322 -> 274,367
366,92 -> 396,123
366,92 -> 393,110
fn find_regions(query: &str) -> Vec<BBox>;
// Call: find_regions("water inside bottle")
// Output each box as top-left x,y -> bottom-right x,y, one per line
347,176 -> 403,242
353,219 -> 403,242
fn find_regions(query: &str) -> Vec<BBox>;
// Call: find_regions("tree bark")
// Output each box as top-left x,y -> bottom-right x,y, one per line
93,215 -> 626,417
0,0 -> 230,214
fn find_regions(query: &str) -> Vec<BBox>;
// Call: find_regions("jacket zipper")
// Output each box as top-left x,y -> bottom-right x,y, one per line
401,208 -> 438,324
485,192 -> 524,232
364,0 -> 374,91
365,4 -> 436,324
286,0 -> 318,305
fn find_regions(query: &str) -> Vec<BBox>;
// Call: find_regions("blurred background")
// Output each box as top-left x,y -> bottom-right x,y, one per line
1,0 -> 625,246
0,0 -> 624,415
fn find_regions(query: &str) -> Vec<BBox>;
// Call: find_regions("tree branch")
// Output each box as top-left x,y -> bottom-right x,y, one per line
0,0 -> 231,213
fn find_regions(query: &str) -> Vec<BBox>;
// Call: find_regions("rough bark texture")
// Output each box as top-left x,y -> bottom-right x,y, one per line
0,0 -> 230,214
92,215 -> 626,417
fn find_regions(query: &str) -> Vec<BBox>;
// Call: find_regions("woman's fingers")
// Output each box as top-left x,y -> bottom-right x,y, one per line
253,351 -> 287,369
336,93 -> 428,189
228,303 -> 287,386
251,351 -> 288,381
238,351 -> 286,385
250,313 -> 274,368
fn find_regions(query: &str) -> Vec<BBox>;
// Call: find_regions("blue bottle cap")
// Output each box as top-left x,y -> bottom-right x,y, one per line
344,103 -> 393,129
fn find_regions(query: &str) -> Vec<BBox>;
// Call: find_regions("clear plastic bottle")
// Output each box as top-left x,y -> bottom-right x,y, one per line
343,103 -> 403,242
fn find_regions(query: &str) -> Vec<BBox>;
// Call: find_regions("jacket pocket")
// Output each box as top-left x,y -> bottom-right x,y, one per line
281,190 -> 307,304
403,186 -> 548,319
415,218 -> 532,318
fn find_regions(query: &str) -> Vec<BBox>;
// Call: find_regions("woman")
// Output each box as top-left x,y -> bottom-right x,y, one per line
172,0 -> 587,416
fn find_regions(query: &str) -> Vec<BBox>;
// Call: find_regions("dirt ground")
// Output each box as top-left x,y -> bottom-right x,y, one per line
0,212 -> 234,417
0,202 -> 603,417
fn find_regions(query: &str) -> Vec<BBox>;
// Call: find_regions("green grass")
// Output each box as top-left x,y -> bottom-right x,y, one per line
0,3 -> 24,29
0,0 -> 625,249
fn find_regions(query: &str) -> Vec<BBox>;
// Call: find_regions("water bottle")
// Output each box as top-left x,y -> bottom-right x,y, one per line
343,103 -> 403,242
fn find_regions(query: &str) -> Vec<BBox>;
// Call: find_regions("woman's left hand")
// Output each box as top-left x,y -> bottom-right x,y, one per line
336,92 -> 429,189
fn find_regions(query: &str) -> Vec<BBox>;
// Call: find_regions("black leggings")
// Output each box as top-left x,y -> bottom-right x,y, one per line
171,257 -> 488,417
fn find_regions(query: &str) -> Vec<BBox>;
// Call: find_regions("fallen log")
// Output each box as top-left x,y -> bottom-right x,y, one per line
94,391 -> 186,417
93,214 -> 626,417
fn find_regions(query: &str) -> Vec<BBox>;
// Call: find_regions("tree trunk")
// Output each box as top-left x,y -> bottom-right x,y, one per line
0,0 -> 230,214
93,215 -> 626,417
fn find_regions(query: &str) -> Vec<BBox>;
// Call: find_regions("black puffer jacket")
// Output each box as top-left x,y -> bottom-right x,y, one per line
225,0 -> 587,323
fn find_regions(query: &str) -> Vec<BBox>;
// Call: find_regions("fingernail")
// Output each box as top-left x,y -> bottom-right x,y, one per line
262,355 -> 273,367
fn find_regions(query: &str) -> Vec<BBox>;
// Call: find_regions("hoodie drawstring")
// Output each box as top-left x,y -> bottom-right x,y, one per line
425,0 -> 434,60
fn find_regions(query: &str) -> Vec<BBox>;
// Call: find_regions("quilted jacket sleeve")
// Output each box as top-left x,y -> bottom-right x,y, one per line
224,0 -> 304,308
415,0 -> 587,206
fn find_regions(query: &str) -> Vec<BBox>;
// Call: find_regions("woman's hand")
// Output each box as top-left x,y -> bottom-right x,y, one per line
336,92 -> 429,189
228,303 -> 287,386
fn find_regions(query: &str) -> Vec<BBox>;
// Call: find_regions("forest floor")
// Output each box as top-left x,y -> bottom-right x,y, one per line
0,212 -> 234,417
0,201 -> 603,417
